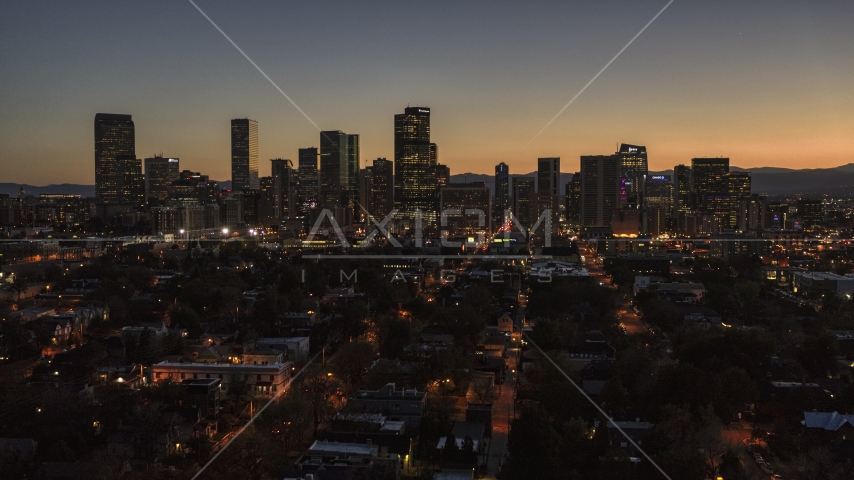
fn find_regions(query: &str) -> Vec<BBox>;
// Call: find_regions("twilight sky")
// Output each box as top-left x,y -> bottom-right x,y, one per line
1,0 -> 852,185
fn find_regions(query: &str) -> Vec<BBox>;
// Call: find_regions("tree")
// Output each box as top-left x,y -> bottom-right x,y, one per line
796,334 -> 839,380
503,408 -> 561,480
335,341 -> 376,391
470,374 -> 498,403
301,365 -> 341,438
10,275 -> 27,300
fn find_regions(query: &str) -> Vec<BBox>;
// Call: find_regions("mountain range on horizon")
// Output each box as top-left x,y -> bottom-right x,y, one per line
4,163 -> 854,199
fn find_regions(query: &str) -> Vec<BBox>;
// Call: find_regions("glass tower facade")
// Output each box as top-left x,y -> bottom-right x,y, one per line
231,119 -> 259,191
394,107 -> 436,223
618,144 -> 648,209
298,147 -> 319,214
94,113 -> 135,204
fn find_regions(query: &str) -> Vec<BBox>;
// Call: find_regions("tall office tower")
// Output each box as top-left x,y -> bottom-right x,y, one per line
319,130 -> 349,209
565,172 -> 582,224
512,177 -> 537,230
270,158 -> 297,221
726,171 -> 751,230
394,107 -> 436,222
741,194 -> 767,232
258,176 -> 277,225
298,147 -> 319,214
691,158 -> 729,218
144,156 -> 179,205
798,199 -> 823,232
537,157 -> 560,227
618,144 -> 648,208
369,158 -> 394,220
116,155 -> 145,209
358,167 -> 373,223
231,119 -> 259,191
580,155 -> 621,229
439,183 -> 492,236
494,162 -> 510,222
644,175 -> 674,214
94,113 -> 135,204
673,164 -> 694,212
344,134 -> 361,220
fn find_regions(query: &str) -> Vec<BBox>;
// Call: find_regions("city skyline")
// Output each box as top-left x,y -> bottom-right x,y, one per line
1,1 -> 853,185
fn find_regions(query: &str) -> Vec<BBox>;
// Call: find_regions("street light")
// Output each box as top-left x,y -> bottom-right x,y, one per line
222,228 -> 229,235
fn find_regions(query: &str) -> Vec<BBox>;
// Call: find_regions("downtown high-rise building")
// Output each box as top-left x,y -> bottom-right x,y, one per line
270,158 -> 297,221
726,171 -> 751,230
537,157 -> 560,227
494,162 -> 510,221
673,164 -> 693,212
117,155 -> 145,209
144,156 -> 179,205
394,106 -> 436,223
94,113 -> 135,204
319,131 -> 359,222
580,155 -> 621,229
565,172 -> 581,224
231,119 -> 259,191
692,157 -> 730,218
512,177 -> 537,230
297,147 -> 319,214
618,144 -> 648,208
369,158 -> 394,220
439,183 -> 492,236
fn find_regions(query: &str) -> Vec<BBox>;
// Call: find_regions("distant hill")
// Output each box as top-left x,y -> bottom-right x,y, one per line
0,183 -> 95,198
451,163 -> 854,197
6,164 -> 854,199
0,180 -> 232,198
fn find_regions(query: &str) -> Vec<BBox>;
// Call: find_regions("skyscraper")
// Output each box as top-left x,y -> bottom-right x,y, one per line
512,177 -> 537,230
565,172 -> 581,224
270,158 -> 297,221
692,157 -> 729,218
117,155 -> 145,209
618,144 -> 648,208
580,155 -> 621,229
494,162 -> 510,222
298,147 -> 319,214
673,164 -> 693,212
319,131 -> 349,209
369,158 -> 394,220
726,171 -> 751,230
537,157 -> 560,227
394,107 -> 436,222
345,134 -> 361,220
798,199 -> 823,232
144,156 -> 179,205
439,183 -> 492,236
94,113 -> 135,204
644,175 -> 674,214
231,119 -> 259,191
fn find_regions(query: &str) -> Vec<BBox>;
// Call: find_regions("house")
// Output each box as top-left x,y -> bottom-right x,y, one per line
496,312 -> 514,334
256,336 -> 310,363
679,306 -> 722,328
802,411 -> 854,441
607,420 -> 654,453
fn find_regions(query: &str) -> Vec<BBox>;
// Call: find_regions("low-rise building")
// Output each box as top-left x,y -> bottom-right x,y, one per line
348,383 -> 426,430
151,360 -> 291,396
